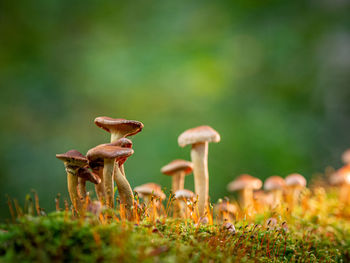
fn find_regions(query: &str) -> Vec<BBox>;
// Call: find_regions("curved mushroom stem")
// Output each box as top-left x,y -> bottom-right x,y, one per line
191,142 -> 209,217
93,167 -> 105,204
238,188 -> 253,209
103,159 -> 115,208
66,171 -> 82,214
114,164 -> 134,219
172,172 -> 185,193
110,132 -> 135,215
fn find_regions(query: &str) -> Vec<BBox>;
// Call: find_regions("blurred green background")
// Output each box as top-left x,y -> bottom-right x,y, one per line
1,0 -> 350,219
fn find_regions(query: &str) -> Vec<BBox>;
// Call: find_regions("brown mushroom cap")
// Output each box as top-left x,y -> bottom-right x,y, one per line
161,159 -> 193,175
264,176 -> 285,191
77,167 -> 101,184
330,165 -> 350,185
174,189 -> 195,200
285,173 -> 306,187
342,149 -> 350,164
107,138 -> 133,148
56,150 -> 88,167
217,202 -> 237,214
94,117 -> 144,137
178,125 -> 221,147
227,174 -> 262,192
86,145 -> 134,162
134,183 -> 166,200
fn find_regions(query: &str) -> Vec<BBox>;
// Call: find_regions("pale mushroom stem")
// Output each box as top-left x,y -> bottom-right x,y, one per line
114,164 -> 134,219
271,189 -> 282,208
238,188 -> 253,209
110,132 -> 135,209
191,142 -> 209,217
287,186 -> 301,212
93,167 -> 105,204
66,171 -> 83,213
103,159 -> 115,208
172,172 -> 185,193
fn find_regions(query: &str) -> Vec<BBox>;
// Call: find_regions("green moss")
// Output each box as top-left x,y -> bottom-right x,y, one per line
0,211 -> 349,263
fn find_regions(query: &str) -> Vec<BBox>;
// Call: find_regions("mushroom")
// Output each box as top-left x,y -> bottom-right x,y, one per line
285,173 -> 306,211
174,189 -> 195,218
178,125 -> 220,217
264,176 -> 285,208
87,145 -> 134,208
56,150 -> 88,213
161,159 -> 193,193
227,174 -> 262,209
101,138 -> 135,212
330,165 -> 350,204
216,200 -> 237,223
87,156 -> 106,204
76,167 -> 101,201
342,149 -> 350,164
94,117 -> 143,209
134,183 -> 165,219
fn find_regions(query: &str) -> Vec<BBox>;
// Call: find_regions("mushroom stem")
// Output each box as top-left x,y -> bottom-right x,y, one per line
103,159 -> 115,208
238,188 -> 253,209
66,171 -> 82,213
191,142 -> 209,217
114,165 -> 134,218
271,189 -> 282,208
93,167 -> 105,204
287,186 -> 301,211
78,178 -> 87,201
172,172 -> 185,193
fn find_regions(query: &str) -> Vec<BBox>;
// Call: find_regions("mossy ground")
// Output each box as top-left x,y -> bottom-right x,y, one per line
1,195 -> 349,263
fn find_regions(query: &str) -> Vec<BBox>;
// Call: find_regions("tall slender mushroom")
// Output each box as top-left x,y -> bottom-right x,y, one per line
285,173 -> 306,211
56,150 -> 88,213
94,117 -> 143,210
178,125 -> 221,217
161,159 -> 193,193
87,145 -> 133,208
264,176 -> 285,208
227,174 -> 262,209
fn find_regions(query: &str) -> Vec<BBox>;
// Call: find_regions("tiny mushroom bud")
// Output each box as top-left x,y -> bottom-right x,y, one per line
56,150 -> 88,213
161,159 -> 193,193
227,174 -> 262,209
178,125 -> 220,217
285,173 -> 306,211
216,201 -> 237,223
342,149 -> 350,164
174,189 -> 195,218
264,176 -> 285,208
87,145 -> 133,208
134,183 -> 165,219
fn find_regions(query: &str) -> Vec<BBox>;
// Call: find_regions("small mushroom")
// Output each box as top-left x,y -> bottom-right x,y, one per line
227,174 -> 262,209
264,176 -> 285,208
87,145 -> 133,208
216,200 -> 237,223
161,159 -> 193,193
174,189 -> 195,218
330,165 -> 350,204
285,173 -> 306,211
342,149 -> 350,164
56,150 -> 88,213
134,183 -> 165,219
178,125 -> 220,217
76,167 -> 101,201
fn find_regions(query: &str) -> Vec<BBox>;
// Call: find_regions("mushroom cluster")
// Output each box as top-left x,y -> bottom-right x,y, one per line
56,117 -> 143,216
